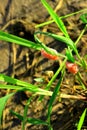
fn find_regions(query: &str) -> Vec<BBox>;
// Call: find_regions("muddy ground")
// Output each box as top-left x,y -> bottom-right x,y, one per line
0,0 -> 87,130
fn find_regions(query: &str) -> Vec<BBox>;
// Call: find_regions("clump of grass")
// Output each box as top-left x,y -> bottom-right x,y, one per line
0,0 -> 87,129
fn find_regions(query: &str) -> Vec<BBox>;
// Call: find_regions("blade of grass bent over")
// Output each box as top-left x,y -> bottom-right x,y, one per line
34,32 -> 66,58
35,31 -> 81,62
35,31 -> 77,52
41,0 -> 69,38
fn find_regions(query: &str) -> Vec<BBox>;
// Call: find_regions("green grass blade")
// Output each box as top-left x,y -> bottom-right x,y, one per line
46,58 -> 66,90
77,108 -> 87,130
0,84 -> 25,90
0,93 -> 14,125
41,0 -> 69,38
0,74 -> 52,96
66,47 -> 75,62
0,30 -> 41,50
80,13 -> 87,24
39,58 -> 67,101
0,74 -> 39,92
10,110 -> 48,126
22,97 -> 33,130
47,72 -> 64,124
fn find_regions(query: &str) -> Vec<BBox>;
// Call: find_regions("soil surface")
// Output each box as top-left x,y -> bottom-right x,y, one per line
0,0 -> 87,130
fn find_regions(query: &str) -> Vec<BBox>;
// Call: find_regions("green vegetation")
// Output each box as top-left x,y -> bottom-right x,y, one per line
0,0 -> 87,129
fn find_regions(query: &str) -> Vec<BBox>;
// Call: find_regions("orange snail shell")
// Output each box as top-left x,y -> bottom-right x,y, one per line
41,49 -> 58,60
66,62 -> 78,74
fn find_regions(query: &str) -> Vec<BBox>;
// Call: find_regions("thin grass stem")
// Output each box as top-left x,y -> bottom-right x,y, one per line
35,8 -> 87,28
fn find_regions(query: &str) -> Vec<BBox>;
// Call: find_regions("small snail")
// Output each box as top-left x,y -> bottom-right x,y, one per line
41,49 -> 58,60
66,61 -> 78,74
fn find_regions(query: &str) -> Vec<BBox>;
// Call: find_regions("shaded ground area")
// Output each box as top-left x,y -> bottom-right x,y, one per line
0,0 -> 87,130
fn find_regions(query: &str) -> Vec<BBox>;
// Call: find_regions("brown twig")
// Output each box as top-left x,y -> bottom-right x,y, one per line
60,93 -> 87,100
